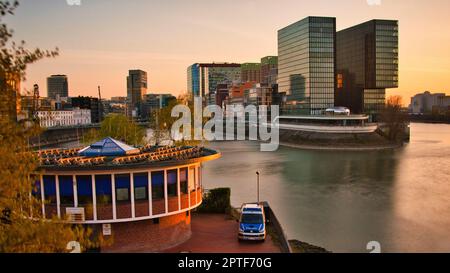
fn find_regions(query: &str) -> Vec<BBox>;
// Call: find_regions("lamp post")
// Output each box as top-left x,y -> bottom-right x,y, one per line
256,171 -> 260,204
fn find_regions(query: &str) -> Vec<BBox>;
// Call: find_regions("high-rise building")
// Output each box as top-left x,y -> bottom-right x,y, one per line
336,20 -> 399,117
187,63 -> 241,99
278,17 -> 336,115
260,56 -> 278,86
241,63 -> 261,83
126,70 -> 148,118
47,75 -> 69,99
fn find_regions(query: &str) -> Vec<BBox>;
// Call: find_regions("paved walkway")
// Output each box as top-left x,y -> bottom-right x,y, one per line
165,213 -> 281,253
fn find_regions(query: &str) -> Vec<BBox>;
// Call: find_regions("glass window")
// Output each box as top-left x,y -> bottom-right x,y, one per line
134,173 -> 148,201
43,175 -> 56,204
180,168 -> 188,194
151,171 -> 164,200
76,175 -> 92,205
167,169 -> 178,197
95,175 -> 112,205
32,176 -> 41,198
115,174 -> 130,202
188,167 -> 196,192
59,175 -> 74,205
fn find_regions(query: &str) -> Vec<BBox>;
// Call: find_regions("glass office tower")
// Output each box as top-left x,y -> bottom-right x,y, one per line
47,75 -> 69,99
187,64 -> 200,97
187,63 -> 241,99
336,20 -> 399,117
278,16 -> 336,115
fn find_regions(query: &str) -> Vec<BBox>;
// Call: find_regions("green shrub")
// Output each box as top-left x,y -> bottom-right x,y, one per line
197,188 -> 231,214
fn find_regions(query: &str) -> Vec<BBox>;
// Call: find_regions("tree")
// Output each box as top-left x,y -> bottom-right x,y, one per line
83,114 -> 146,146
379,95 -> 408,142
0,1 -> 102,252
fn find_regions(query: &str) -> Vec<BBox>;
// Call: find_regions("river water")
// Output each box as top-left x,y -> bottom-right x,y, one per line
202,123 -> 450,253
54,123 -> 450,252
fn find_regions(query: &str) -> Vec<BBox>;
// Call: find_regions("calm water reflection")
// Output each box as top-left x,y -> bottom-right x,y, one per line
202,123 -> 450,253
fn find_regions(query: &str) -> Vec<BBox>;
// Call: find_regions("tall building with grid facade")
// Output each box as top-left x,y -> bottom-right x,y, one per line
278,16 -> 336,115
127,70 -> 148,118
47,75 -> 68,100
336,20 -> 399,118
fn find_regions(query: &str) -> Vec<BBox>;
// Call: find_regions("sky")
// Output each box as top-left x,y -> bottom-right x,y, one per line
5,0 -> 450,104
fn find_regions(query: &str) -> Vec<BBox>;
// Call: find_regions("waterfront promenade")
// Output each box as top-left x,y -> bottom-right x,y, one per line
165,213 -> 281,253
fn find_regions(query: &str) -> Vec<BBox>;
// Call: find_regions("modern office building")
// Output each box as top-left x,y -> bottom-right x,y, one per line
336,20 -> 399,118
34,138 -> 220,252
260,56 -> 278,86
127,70 -> 148,118
71,96 -> 100,123
278,16 -> 336,115
47,75 -> 69,100
187,63 -> 241,99
187,64 -> 200,97
241,63 -> 261,83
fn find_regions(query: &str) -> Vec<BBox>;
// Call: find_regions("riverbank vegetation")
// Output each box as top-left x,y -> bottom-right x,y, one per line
379,96 -> 409,142
82,114 -> 146,146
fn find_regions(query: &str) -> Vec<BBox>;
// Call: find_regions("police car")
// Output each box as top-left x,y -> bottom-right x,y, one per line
238,203 -> 266,241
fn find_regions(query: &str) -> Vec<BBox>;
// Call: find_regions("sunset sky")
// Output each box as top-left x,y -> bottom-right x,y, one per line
6,0 -> 450,104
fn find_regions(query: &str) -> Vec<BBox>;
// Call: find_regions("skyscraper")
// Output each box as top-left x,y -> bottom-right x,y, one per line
336,20 -> 399,118
47,75 -> 68,99
126,69 -> 148,118
278,16 -> 336,115
186,63 -> 241,99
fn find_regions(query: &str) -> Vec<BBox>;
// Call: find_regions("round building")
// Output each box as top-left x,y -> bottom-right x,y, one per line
34,137 -> 221,252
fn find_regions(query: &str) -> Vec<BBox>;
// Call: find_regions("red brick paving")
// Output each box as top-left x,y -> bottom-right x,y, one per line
165,213 -> 281,253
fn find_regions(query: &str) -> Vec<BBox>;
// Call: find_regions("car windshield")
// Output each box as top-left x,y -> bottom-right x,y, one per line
241,213 -> 263,224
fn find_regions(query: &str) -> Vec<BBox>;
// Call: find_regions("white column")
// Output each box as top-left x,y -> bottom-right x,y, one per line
177,168 -> 181,210
111,174 -> 117,220
91,175 -> 97,221
164,170 -> 168,214
195,166 -> 199,204
130,173 -> 135,218
148,172 -> 152,216
73,175 -> 78,208
55,175 -> 61,218
40,175 -> 45,217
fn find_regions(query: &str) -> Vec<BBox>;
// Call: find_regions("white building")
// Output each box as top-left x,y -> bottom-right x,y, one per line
37,108 -> 91,128
410,91 -> 450,114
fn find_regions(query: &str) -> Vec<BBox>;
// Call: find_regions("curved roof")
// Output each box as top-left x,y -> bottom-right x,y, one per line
37,144 -> 221,172
78,137 -> 140,157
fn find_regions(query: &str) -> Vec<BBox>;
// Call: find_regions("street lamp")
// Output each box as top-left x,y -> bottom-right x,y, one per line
256,171 -> 260,204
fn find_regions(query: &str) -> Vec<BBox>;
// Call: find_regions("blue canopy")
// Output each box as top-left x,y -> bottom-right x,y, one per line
78,137 -> 140,157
